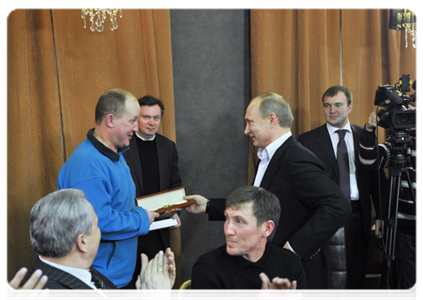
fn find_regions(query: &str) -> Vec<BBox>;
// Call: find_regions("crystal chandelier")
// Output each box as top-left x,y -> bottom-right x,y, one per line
81,9 -> 122,32
389,9 -> 416,48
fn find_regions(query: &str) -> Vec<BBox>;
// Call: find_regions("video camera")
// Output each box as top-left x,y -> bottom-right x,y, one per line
373,74 -> 416,169
374,74 -> 416,131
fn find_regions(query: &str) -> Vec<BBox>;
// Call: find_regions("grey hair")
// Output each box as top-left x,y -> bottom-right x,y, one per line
256,92 -> 294,128
30,189 -> 94,258
226,186 -> 281,241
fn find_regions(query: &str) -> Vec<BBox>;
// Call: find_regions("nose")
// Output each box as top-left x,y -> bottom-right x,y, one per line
224,221 -> 235,236
133,121 -> 139,133
330,105 -> 336,113
244,123 -> 249,135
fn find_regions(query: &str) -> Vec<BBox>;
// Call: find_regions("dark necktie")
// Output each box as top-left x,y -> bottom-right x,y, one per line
336,129 -> 350,202
90,269 -> 106,289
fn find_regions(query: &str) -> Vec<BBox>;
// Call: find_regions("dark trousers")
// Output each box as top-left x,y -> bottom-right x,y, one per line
396,228 -> 416,289
345,203 -> 368,289
301,243 -> 333,289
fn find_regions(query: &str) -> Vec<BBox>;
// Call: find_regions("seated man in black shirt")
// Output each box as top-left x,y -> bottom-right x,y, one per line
191,186 -> 306,289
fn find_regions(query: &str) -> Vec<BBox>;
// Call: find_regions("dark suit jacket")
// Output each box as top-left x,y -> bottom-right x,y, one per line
123,133 -> 182,246
298,124 -> 386,242
208,135 -> 351,288
123,133 -> 182,195
30,256 -> 117,289
211,135 -> 350,256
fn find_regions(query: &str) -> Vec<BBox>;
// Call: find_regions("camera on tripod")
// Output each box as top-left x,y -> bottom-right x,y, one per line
374,74 -> 416,130
373,74 -> 416,169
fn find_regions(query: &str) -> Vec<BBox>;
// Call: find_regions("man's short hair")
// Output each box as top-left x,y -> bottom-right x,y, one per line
95,88 -> 134,124
226,186 -> 281,240
138,95 -> 165,116
30,189 -> 94,258
321,85 -> 353,106
256,92 -> 294,128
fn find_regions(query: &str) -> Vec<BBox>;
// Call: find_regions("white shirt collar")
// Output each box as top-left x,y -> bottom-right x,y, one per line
39,256 -> 94,288
326,120 -> 352,136
258,131 -> 292,162
135,132 -> 156,141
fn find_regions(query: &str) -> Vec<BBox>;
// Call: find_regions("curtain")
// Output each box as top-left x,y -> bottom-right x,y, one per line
7,9 -> 178,285
249,9 -> 416,183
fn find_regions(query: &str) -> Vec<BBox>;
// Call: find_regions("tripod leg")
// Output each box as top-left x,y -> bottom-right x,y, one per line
381,170 -> 401,289
404,169 -> 416,205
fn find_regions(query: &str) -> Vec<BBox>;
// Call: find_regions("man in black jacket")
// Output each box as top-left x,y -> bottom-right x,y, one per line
186,92 -> 351,289
122,95 -> 182,285
298,86 -> 388,289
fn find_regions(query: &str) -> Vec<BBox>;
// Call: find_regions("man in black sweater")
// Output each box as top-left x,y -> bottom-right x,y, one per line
191,186 -> 306,289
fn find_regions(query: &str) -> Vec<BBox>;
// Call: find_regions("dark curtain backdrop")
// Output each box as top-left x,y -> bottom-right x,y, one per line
7,9 -> 179,285
249,9 -> 416,183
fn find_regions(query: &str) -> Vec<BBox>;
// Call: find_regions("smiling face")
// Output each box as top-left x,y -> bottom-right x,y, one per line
323,91 -> 353,128
244,99 -> 272,149
224,202 -> 269,262
137,104 -> 162,139
112,97 -> 140,150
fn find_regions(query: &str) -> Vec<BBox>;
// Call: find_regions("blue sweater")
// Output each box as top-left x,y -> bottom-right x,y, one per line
57,130 -> 150,288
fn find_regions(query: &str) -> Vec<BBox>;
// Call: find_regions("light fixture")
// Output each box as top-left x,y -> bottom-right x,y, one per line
81,9 -> 122,32
389,9 -> 416,48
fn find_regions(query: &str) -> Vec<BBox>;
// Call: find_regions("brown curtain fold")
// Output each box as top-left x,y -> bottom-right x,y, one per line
7,9 -> 64,280
342,9 -> 416,130
7,9 -> 178,284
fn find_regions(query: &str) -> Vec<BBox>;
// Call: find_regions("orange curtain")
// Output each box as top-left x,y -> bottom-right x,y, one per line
249,9 -> 416,183
7,9 -> 64,280
342,9 -> 416,128
7,9 -> 177,283
250,9 -> 341,182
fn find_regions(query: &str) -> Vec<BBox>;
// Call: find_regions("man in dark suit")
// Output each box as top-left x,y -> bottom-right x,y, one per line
122,95 -> 182,284
28,188 -> 176,290
185,92 -> 351,289
298,86 -> 387,288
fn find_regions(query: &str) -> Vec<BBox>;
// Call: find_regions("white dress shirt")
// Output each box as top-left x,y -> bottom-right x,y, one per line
326,121 -> 359,201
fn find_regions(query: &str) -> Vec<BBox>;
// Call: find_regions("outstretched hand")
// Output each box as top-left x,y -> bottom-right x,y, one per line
260,272 -> 297,290
183,195 -> 208,214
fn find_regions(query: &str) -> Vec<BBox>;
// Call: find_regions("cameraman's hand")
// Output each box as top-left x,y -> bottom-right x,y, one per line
408,103 -> 420,131
365,111 -> 379,132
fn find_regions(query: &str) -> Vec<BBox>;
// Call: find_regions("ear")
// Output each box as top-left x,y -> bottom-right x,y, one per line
76,234 -> 88,253
268,112 -> 278,128
348,103 -> 354,114
105,114 -> 115,128
262,220 -> 275,238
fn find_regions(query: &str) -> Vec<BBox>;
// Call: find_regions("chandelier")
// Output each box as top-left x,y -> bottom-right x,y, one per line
81,9 -> 122,32
389,9 -> 416,48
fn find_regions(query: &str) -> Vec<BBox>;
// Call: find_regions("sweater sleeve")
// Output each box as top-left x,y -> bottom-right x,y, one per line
69,176 -> 150,241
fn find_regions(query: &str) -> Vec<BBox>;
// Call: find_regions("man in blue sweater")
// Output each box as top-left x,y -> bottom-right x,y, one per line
57,88 -> 159,288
